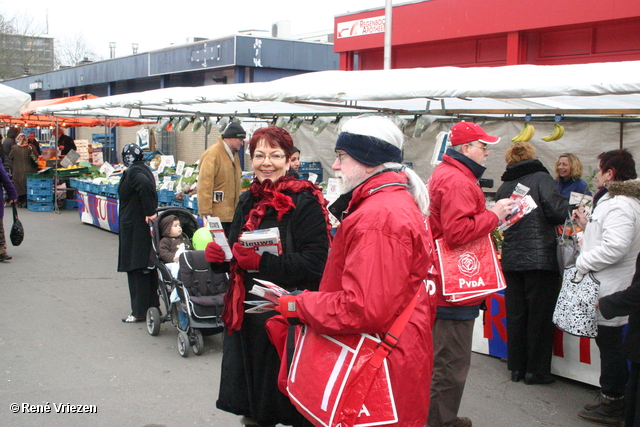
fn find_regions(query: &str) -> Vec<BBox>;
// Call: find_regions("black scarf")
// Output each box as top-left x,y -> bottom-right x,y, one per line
446,148 -> 486,180
501,159 -> 549,182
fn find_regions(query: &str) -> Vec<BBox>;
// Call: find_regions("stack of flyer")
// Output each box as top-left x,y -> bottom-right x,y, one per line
239,227 -> 282,256
207,216 -> 232,261
245,279 -> 289,313
496,183 -> 538,231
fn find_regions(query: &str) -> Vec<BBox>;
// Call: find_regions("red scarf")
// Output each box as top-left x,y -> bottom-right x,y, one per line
222,175 -> 332,332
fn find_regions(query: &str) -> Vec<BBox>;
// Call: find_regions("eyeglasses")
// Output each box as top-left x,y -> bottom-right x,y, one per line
253,152 -> 286,161
468,143 -> 488,152
335,152 -> 348,163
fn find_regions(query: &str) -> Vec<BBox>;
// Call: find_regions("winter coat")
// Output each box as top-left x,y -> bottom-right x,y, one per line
427,150 -> 500,315
158,234 -> 192,263
556,177 -> 590,199
2,136 -> 16,171
496,159 -> 570,272
0,161 -> 18,218
57,134 -> 76,156
196,137 -> 242,222
576,179 -> 640,327
599,252 -> 640,363
295,171 -> 436,427
216,186 -> 330,426
9,144 -> 39,196
117,162 -> 158,272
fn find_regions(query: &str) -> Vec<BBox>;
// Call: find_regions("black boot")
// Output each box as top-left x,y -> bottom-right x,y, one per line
577,393 -> 624,427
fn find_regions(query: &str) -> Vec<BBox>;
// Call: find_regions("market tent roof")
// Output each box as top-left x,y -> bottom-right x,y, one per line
0,83 -> 31,117
33,60 -> 640,120
0,94 -> 154,128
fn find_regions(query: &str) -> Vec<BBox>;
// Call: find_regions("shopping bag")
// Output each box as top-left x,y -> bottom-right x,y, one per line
287,327 -> 398,427
435,234 -> 505,303
552,266 -> 599,338
27,145 -> 39,168
556,220 -> 580,274
9,202 -> 24,246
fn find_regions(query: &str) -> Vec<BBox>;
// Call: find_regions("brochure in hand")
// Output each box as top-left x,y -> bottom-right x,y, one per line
496,183 -> 538,232
245,279 -> 289,314
239,227 -> 282,256
207,216 -> 232,261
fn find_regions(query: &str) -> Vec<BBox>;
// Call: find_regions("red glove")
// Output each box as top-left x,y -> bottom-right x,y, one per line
232,242 -> 262,271
205,241 -> 225,264
275,294 -> 301,325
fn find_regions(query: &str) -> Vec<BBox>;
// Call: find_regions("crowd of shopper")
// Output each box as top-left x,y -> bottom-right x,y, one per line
106,116 -> 640,427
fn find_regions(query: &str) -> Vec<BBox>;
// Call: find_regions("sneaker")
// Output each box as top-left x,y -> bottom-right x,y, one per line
0,253 -> 12,262
445,417 -> 472,427
121,315 -> 144,323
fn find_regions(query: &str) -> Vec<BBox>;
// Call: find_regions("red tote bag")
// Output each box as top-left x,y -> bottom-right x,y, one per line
435,234 -> 505,302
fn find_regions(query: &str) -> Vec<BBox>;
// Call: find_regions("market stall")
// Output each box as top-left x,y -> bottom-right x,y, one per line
34,60 -> 640,386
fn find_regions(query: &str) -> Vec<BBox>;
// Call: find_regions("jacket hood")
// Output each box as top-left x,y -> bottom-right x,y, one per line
607,179 -> 640,200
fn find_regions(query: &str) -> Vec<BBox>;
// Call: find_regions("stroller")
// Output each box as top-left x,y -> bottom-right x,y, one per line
147,206 -> 228,357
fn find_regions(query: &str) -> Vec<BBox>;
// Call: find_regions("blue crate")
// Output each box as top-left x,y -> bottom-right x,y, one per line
27,201 -> 54,212
170,199 -> 183,207
157,189 -> 176,204
300,161 -> 322,170
90,183 -> 105,194
27,186 -> 53,196
76,180 -> 91,192
27,194 -> 54,203
184,194 -> 198,211
27,178 -> 53,189
105,183 -> 119,198
64,199 -> 78,210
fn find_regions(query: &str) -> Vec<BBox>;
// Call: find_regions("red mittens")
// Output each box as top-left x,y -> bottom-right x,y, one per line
232,242 -> 262,271
275,294 -> 301,325
204,241 -> 225,264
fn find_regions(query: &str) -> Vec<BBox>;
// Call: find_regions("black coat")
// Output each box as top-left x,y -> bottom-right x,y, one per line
496,159 -> 570,272
117,162 -> 158,272
216,188 -> 330,425
599,252 -> 640,363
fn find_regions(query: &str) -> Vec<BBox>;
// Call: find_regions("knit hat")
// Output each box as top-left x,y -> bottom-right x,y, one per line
222,122 -> 246,140
160,215 -> 178,237
334,132 -> 402,166
292,146 -> 300,154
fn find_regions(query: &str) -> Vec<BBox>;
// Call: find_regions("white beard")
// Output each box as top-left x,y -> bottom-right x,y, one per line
336,163 -> 369,194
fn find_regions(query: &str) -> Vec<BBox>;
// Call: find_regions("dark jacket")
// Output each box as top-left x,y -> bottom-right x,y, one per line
117,162 -> 158,272
158,234 -> 192,263
556,177 -> 590,199
599,252 -> 640,363
216,187 -> 330,425
0,161 -> 18,218
496,159 -> 570,272
58,134 -> 76,156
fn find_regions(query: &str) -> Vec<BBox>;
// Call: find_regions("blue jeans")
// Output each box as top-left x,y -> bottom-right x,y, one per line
596,324 -> 628,397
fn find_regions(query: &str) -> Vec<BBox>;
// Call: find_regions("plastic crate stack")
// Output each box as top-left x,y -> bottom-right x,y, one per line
27,176 -> 54,212
298,161 -> 323,183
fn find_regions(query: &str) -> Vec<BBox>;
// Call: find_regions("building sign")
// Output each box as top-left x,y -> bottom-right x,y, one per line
336,16 -> 386,39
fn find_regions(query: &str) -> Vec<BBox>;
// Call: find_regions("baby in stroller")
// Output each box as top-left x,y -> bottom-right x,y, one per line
158,214 -> 193,278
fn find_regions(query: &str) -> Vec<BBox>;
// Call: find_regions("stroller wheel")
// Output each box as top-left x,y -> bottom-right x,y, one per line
192,329 -> 205,355
146,307 -> 162,336
177,331 -> 190,357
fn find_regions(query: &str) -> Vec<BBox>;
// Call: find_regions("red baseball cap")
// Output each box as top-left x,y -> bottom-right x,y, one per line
449,121 -> 500,146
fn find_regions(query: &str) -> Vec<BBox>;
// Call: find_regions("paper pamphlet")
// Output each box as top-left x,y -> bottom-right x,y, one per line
239,228 -> 282,256
569,191 -> 594,216
496,183 -> 538,232
207,216 -> 232,261
245,279 -> 289,313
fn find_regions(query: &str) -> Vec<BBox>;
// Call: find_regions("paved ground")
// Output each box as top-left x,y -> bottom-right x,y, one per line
0,208 -> 599,426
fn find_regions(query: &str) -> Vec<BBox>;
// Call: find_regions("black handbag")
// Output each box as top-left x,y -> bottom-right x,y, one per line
9,202 -> 24,246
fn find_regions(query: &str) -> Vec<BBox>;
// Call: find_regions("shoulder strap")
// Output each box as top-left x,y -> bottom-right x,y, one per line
368,287 -> 421,369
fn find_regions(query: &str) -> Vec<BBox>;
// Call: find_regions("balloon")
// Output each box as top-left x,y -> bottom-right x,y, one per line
192,227 -> 213,250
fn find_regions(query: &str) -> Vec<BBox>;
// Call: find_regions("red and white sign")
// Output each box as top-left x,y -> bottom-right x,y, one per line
337,16 -> 386,39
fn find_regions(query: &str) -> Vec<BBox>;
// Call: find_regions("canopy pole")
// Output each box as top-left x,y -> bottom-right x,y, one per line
384,0 -> 393,70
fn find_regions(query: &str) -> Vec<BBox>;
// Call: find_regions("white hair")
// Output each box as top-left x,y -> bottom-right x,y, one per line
342,114 -> 430,216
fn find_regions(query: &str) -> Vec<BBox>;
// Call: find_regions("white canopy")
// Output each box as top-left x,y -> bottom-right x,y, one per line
34,60 -> 640,120
0,83 -> 32,117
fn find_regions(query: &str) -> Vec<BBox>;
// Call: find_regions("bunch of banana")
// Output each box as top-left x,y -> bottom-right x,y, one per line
511,123 -> 535,143
541,123 -> 565,142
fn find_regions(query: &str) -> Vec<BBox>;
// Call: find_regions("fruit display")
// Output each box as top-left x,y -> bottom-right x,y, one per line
511,123 -> 535,143
541,123 -> 565,141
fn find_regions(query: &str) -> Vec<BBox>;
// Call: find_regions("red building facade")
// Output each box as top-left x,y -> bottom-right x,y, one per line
334,0 -> 640,70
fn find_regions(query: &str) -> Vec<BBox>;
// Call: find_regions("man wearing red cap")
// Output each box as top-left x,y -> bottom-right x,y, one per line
427,121 -> 515,427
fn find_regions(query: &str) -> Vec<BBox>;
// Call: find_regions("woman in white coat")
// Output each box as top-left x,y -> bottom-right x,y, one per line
573,149 -> 640,427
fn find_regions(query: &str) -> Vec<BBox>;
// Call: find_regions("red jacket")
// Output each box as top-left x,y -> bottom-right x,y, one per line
296,170 -> 436,427
427,153 -> 499,309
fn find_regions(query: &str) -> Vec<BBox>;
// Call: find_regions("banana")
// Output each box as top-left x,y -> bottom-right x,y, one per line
556,124 -> 565,140
541,124 -> 561,142
511,125 -> 526,143
519,123 -> 535,142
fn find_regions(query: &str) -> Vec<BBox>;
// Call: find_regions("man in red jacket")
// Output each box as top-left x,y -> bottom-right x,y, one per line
274,114 -> 437,427
427,121 -> 515,427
